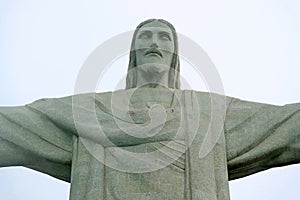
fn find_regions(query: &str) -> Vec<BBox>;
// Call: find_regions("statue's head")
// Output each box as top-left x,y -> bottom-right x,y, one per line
125,19 -> 180,89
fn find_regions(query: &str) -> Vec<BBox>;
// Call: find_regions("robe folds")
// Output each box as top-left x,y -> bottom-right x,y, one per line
0,88 -> 299,199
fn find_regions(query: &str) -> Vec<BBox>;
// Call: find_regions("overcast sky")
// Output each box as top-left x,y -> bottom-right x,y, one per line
0,0 -> 299,199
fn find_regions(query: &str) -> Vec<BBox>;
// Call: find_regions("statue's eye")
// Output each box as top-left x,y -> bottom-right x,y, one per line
160,33 -> 172,41
138,31 -> 151,39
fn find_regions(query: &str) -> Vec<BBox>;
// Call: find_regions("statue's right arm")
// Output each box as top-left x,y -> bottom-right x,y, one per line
0,98 -> 75,181
0,91 -> 144,163
0,92 -> 125,182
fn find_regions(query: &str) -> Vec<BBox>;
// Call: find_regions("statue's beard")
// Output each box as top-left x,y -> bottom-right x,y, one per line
134,63 -> 170,88
137,63 -> 170,74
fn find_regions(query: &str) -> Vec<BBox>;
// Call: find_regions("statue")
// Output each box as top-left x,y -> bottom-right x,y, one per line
0,19 -> 299,200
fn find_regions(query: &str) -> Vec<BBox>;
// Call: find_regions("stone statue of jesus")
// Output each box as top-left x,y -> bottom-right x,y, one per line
0,19 -> 299,200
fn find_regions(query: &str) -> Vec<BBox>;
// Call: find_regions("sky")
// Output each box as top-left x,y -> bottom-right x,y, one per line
0,0 -> 300,199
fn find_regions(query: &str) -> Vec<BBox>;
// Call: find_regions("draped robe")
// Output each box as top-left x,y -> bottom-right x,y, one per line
0,88 -> 299,199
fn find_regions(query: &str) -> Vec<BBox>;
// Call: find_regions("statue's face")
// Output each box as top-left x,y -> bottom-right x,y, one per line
134,21 -> 175,68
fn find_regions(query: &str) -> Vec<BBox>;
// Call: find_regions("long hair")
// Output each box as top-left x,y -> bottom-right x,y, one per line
125,19 -> 180,89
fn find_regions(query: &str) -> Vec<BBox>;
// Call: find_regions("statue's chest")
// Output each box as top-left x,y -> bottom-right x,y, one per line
104,140 -> 186,200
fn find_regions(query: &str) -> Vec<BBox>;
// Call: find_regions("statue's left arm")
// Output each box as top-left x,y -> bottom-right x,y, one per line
225,97 -> 300,180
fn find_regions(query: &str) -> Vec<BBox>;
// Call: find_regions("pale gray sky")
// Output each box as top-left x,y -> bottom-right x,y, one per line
0,0 -> 299,199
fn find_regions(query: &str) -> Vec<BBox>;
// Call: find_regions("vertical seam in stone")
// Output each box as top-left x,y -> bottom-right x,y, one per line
103,147 -> 106,199
70,136 -> 79,199
183,91 -> 192,200
213,142 -> 220,200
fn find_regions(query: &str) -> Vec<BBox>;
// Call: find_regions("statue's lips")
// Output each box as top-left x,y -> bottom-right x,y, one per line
145,49 -> 163,58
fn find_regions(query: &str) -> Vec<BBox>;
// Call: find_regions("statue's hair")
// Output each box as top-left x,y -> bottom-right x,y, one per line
125,19 -> 180,89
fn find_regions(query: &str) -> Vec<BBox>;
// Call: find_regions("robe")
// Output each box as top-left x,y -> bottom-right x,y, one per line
0,88 -> 299,199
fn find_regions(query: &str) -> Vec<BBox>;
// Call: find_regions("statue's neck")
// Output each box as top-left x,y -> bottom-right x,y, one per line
135,64 -> 169,88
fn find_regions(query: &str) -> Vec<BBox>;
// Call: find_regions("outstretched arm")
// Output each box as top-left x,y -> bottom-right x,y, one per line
225,97 -> 300,180
0,98 -> 74,181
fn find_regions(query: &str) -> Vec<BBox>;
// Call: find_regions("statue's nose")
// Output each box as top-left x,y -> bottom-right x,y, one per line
150,43 -> 158,48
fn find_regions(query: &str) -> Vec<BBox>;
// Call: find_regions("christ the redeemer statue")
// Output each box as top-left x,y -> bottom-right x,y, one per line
0,19 -> 299,200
